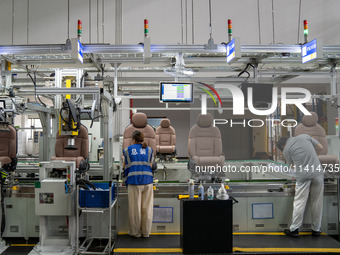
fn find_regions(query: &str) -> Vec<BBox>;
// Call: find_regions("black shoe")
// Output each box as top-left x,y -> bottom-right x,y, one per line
284,228 -> 300,237
312,230 -> 321,236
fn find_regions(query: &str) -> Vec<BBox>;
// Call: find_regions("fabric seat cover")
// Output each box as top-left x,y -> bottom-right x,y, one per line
156,119 -> 176,154
294,112 -> 338,165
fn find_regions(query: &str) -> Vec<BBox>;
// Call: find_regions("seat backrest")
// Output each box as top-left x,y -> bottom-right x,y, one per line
188,113 -> 223,157
123,112 -> 156,155
294,112 -> 328,155
55,124 -> 89,158
0,125 -> 17,158
156,119 -> 176,148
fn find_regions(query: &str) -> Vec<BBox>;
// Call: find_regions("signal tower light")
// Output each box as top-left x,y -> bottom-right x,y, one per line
144,19 -> 149,37
228,19 -> 232,42
303,20 -> 308,43
78,20 -> 82,41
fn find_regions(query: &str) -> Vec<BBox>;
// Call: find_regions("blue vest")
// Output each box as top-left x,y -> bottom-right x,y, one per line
123,144 -> 153,185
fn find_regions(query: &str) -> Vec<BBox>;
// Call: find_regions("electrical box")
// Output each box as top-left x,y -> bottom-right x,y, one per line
35,179 -> 72,216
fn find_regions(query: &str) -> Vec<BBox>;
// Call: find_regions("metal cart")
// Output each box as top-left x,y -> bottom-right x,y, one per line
76,181 -> 118,255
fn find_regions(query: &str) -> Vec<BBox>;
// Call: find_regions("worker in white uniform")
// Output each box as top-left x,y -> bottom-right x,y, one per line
277,134 -> 324,237
123,131 -> 154,238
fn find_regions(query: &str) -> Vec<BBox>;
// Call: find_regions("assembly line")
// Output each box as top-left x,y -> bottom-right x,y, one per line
1,1 -> 340,254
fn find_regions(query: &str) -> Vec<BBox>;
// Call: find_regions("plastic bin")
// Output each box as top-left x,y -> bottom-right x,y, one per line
79,182 -> 115,208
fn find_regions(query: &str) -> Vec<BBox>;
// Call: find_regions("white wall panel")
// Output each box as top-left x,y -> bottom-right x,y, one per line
274,0 -> 302,45
192,0 -> 209,44
28,0 -> 68,44
103,0 -> 115,44
0,0 -> 13,45
122,0 -> 182,44
69,0 -> 90,43
306,0 -> 340,45
210,0 -> 260,45
1,0 -> 340,46
13,0 -> 28,45
258,0 -> 274,45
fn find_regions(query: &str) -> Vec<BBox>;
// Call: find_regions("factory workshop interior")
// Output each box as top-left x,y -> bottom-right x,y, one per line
2,0 -> 340,254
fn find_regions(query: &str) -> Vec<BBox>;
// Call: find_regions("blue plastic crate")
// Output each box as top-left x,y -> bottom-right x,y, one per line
79,182 -> 115,208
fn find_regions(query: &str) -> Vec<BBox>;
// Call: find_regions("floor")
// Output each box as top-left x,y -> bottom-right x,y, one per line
2,233 -> 340,254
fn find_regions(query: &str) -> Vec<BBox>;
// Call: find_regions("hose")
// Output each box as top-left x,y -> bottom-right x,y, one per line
76,179 -> 96,190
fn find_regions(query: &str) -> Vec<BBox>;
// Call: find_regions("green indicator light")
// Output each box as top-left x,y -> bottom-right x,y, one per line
144,29 -> 148,34
228,29 -> 232,34
304,29 -> 308,35
78,29 -> 82,34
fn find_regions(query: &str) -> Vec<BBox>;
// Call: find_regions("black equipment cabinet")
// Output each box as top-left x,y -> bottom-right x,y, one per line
180,199 -> 233,254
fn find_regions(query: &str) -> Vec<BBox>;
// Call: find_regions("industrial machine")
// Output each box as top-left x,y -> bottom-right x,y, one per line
29,161 -> 77,255
59,99 -> 81,150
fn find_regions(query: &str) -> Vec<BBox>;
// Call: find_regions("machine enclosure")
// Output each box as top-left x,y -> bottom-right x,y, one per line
35,179 -> 72,216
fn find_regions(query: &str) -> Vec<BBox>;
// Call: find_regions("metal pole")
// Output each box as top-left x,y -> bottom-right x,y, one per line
338,180 -> 340,241
114,63 -> 118,98
331,63 -> 337,96
254,62 -> 259,83
201,94 -> 207,115
76,185 -> 79,254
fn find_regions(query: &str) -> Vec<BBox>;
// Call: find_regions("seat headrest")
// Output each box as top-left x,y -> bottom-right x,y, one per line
160,119 -> 170,128
132,113 -> 147,128
197,113 -> 213,127
302,112 -> 318,127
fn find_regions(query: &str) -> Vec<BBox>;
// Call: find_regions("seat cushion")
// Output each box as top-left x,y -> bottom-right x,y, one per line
55,125 -> 89,159
123,122 -> 156,155
0,125 -> 17,158
0,156 -> 11,166
158,145 -> 175,154
193,155 -> 225,168
318,155 -> 339,165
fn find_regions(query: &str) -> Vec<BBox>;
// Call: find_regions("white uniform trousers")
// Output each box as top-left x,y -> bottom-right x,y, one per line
290,175 -> 324,232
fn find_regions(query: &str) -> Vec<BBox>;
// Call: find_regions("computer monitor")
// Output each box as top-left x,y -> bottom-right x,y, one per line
160,82 -> 193,103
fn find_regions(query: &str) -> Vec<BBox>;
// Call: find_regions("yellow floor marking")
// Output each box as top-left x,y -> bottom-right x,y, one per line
113,248 -> 182,253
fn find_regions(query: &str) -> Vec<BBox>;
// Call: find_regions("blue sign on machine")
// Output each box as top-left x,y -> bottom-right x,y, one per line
302,39 -> 317,63
226,38 -> 236,63
77,40 -> 84,64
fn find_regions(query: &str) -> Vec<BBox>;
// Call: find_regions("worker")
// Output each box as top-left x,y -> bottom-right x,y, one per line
123,130 -> 154,238
277,134 -> 324,237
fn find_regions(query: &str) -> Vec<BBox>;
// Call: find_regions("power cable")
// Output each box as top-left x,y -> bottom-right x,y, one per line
238,63 -> 254,81
26,65 -> 46,107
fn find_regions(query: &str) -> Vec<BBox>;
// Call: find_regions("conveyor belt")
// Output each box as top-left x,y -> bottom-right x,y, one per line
113,233 -> 340,254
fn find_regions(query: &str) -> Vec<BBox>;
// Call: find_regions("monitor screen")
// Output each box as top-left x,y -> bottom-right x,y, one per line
160,82 -> 193,103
